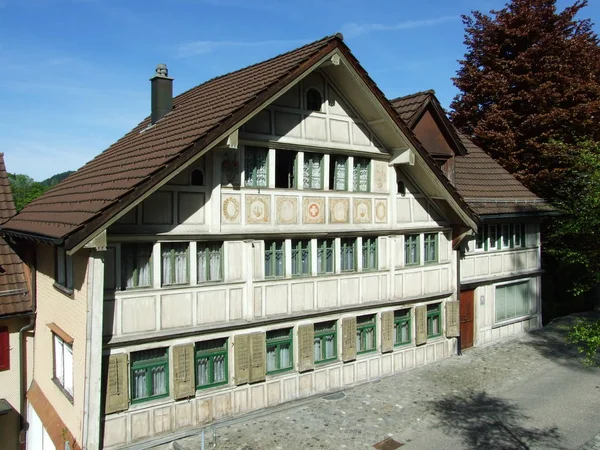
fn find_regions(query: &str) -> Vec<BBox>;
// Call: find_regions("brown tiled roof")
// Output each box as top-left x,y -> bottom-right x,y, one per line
389,90 -> 435,127
391,93 -> 555,217
3,34 -> 476,248
0,154 -> 32,316
2,34 -> 343,248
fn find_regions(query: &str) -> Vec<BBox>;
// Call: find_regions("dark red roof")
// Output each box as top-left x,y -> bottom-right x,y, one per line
391,93 -> 555,217
0,154 -> 32,316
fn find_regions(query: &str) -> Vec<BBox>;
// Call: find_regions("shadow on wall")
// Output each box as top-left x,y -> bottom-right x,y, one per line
428,390 -> 561,449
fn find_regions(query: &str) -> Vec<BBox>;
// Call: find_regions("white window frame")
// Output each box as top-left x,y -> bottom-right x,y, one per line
53,334 -> 73,399
494,279 -> 534,325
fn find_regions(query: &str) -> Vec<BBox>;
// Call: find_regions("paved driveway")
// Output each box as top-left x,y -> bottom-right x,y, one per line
153,313 -> 600,450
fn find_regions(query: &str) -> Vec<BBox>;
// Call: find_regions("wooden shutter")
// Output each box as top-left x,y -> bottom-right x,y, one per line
0,327 -> 9,371
298,324 -> 314,372
234,334 -> 250,385
105,353 -> 128,414
415,305 -> 427,346
341,317 -> 357,362
445,301 -> 460,338
249,332 -> 266,383
380,311 -> 394,353
173,344 -> 195,400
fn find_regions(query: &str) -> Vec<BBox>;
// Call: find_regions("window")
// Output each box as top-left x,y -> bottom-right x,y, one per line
291,239 -> 311,277
266,328 -> 293,374
55,247 -> 74,290
303,152 -> 323,189
314,321 -> 337,364
393,309 -> 411,346
356,314 -> 376,354
53,334 -> 73,397
121,243 -> 152,289
405,235 -> 419,266
196,339 -> 228,389
353,157 -> 370,192
514,224 -> 524,247
244,147 -> 268,188
197,242 -> 223,283
265,240 -> 284,278
340,238 -> 356,272
161,243 -> 188,286
362,237 -> 378,271
190,169 -> 204,186
501,224 -> 512,249
104,247 -> 117,290
0,327 -> 9,371
329,155 -> 348,190
424,233 -> 438,264
317,239 -> 334,274
427,304 -> 442,338
131,348 -> 169,402
495,281 -> 531,323
488,225 -> 498,249
475,229 -> 485,251
306,88 -> 322,112
275,149 -> 297,189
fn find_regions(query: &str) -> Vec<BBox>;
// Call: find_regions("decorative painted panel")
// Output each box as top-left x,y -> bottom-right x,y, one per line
374,199 -> 387,223
372,160 -> 388,192
246,195 -> 271,224
353,198 -> 372,224
220,150 -> 241,187
329,198 -> 349,224
222,195 -> 241,224
276,196 -> 298,225
303,197 -> 325,224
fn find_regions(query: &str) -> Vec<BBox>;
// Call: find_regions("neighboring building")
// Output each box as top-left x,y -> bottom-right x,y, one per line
0,154 -> 34,450
391,91 -> 555,350
1,34 -> 552,449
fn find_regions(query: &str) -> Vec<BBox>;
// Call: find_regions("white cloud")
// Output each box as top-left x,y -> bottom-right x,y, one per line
342,15 -> 458,38
174,39 -> 308,58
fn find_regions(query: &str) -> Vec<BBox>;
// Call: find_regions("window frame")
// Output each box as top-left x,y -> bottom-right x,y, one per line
317,238 -> 335,275
313,321 -> 337,364
197,241 -> 224,283
130,348 -> 170,404
424,233 -> 438,264
161,242 -> 189,287
362,237 -> 378,271
195,338 -> 228,390
264,240 -> 285,279
52,333 -> 74,401
266,328 -> 294,375
121,243 -> 153,290
352,157 -> 371,192
426,303 -> 442,338
330,155 -> 348,191
340,238 -> 356,272
356,314 -> 377,354
55,247 -> 74,292
495,280 -> 532,324
404,234 -> 420,266
302,152 -> 324,190
393,309 -> 411,346
244,146 -> 269,188
291,239 -> 311,277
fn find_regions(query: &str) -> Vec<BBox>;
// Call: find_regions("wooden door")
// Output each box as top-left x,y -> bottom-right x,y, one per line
460,289 -> 475,350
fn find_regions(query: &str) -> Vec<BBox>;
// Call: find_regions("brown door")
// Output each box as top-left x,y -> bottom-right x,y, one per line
460,289 -> 475,350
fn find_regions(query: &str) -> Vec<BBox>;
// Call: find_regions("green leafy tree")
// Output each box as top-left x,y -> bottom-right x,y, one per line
566,317 -> 600,366
7,173 -> 48,212
450,0 -> 600,200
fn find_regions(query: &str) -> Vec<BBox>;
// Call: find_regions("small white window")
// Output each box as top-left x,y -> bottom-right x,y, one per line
306,88 -> 323,112
53,334 -> 73,398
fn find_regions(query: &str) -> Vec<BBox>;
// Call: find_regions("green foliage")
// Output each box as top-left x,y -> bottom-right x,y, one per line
566,317 -> 600,366
7,171 -> 73,212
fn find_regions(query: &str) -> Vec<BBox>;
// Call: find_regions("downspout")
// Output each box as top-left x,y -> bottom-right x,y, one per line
456,246 -> 462,356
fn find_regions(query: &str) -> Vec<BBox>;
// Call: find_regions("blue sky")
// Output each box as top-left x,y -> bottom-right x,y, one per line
1,0 -> 598,180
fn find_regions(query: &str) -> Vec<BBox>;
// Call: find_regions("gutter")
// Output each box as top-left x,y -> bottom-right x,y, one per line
0,227 -> 63,246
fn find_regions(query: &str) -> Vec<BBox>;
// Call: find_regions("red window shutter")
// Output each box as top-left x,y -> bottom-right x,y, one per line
0,327 -> 9,371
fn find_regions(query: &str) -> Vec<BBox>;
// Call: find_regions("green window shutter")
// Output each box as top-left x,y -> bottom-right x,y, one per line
297,324 -> 315,372
173,344 -> 195,400
445,301 -> 460,337
415,305 -> 427,346
380,311 -> 394,353
105,353 -> 129,414
234,334 -> 250,385
249,332 -> 266,383
341,317 -> 357,362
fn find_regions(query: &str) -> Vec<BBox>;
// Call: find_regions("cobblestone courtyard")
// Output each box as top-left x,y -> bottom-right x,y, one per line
149,314 -> 600,450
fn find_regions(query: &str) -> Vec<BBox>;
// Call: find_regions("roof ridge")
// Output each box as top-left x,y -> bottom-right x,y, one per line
389,89 -> 436,104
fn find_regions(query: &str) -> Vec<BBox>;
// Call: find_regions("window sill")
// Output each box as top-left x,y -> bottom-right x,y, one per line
131,393 -> 170,405
196,381 -> 229,392
266,367 -> 294,377
357,349 -> 377,356
53,282 -> 74,299
52,377 -> 74,404
315,357 -> 338,366
492,315 -> 534,329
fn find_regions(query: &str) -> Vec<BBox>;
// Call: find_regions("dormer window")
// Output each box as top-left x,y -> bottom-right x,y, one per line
306,88 -> 322,112
191,169 -> 204,186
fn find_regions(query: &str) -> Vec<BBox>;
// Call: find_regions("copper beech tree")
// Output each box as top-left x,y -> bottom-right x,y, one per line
450,0 -> 600,200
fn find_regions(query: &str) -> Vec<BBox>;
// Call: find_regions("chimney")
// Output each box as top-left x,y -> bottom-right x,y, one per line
150,63 -> 173,124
